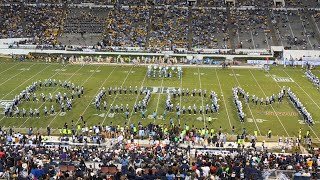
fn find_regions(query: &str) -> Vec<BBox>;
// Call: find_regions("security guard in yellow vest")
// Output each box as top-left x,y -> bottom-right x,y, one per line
254,130 -> 257,137
182,130 -> 186,135
59,128 -> 63,135
63,128 -> 67,135
210,129 -> 214,134
201,129 -> 205,136
208,116 -> 212,124
186,125 -> 189,131
306,130 -> 310,138
133,127 -> 137,134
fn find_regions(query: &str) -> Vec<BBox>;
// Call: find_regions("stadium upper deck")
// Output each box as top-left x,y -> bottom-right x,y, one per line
1,0 -> 320,51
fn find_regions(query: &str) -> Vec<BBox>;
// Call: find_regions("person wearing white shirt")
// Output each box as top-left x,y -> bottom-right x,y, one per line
201,165 -> 210,177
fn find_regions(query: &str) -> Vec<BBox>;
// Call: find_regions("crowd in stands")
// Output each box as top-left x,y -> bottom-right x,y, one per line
24,5 -> 65,45
64,7 -> 107,34
231,9 -> 272,49
2,1 -> 320,50
0,4 -> 23,38
0,119 -> 319,179
191,9 -> 228,49
1,1 -> 320,52
0,4 -> 65,45
149,7 -> 188,50
271,9 -> 317,50
102,6 -> 149,47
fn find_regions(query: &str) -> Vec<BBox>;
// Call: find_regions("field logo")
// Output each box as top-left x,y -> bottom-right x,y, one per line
144,86 -> 179,94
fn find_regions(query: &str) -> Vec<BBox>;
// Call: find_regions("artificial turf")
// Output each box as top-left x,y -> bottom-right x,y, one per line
0,60 -> 319,142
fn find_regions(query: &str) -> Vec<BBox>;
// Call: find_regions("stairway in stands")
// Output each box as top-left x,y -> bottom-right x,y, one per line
21,2 -> 26,37
187,6 -> 193,50
304,8 -> 320,45
266,9 -> 280,46
145,4 -> 154,49
226,6 -> 236,50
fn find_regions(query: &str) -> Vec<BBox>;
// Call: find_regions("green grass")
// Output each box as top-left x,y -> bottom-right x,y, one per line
0,61 -> 320,142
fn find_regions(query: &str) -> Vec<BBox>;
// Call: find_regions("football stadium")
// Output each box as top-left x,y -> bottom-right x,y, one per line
0,0 -> 320,179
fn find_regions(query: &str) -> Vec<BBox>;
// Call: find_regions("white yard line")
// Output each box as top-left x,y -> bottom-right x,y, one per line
47,65 -> 102,127
1,64 -> 53,100
0,63 -> 36,87
127,70 -> 148,125
272,70 -> 320,141
101,66 -> 134,125
154,77 -> 164,122
197,67 -> 206,128
18,65 -> 85,128
178,71 -> 182,125
231,69 -> 262,135
215,68 -> 232,129
0,63 -> 19,76
74,66 -> 117,126
249,70 -> 290,136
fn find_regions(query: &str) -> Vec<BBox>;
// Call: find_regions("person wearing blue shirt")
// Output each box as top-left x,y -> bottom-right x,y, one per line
153,111 -> 157,120
141,109 -> 146,119
166,170 -> 175,180
120,157 -> 129,174
125,111 -> 129,120
163,110 -> 166,120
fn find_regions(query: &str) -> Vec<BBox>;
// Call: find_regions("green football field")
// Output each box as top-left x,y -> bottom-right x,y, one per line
0,60 -> 320,141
